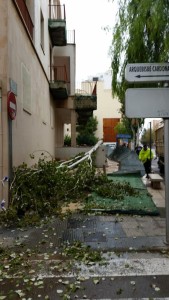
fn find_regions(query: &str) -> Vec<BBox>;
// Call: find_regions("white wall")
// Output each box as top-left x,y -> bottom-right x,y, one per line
33,0 -> 51,77
53,44 -> 76,95
93,73 -> 121,139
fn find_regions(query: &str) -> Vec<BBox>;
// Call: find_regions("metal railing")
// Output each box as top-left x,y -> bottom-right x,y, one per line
59,140 -> 103,169
50,65 -> 68,82
67,30 -> 75,44
75,81 -> 97,96
50,65 -> 70,94
13,0 -> 34,39
49,4 -> 66,21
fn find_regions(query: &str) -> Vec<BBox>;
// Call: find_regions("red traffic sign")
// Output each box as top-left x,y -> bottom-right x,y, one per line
7,91 -> 17,120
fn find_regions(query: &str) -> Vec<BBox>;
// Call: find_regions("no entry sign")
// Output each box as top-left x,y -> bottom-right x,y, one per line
7,91 -> 17,120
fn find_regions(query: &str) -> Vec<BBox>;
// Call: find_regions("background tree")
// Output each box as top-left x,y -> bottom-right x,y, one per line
141,128 -> 155,146
76,116 -> 98,146
110,0 -> 169,129
114,118 -> 133,136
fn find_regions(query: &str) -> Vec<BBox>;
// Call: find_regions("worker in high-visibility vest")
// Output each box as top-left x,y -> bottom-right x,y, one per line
139,144 -> 154,178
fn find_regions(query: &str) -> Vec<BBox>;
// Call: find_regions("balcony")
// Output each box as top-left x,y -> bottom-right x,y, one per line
49,65 -> 69,100
75,82 -> 97,111
13,0 -> 34,39
75,82 -> 97,124
75,95 -> 97,111
48,4 -> 66,47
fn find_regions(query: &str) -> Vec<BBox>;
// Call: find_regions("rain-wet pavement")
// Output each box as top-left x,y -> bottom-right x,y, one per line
0,156 -> 169,299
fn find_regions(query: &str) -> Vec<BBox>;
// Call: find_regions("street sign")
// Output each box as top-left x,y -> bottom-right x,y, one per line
7,91 -> 17,120
125,88 -> 169,118
125,63 -> 169,83
116,134 -> 131,139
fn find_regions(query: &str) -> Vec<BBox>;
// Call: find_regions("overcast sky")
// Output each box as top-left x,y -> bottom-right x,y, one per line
144,118 -> 162,129
62,0 -> 118,82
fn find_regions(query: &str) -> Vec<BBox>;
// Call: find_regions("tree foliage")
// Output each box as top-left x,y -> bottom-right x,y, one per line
114,119 -> 133,136
141,128 -> 155,145
111,0 -> 169,124
76,116 -> 98,146
0,155 -> 137,227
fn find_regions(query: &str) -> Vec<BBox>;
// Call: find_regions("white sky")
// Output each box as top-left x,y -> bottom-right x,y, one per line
62,0 -> 118,82
144,118 -> 162,129
61,2 -> 164,128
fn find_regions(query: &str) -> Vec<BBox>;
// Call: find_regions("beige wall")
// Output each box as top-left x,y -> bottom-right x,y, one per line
152,119 -> 163,131
0,0 -> 76,207
94,80 -> 121,139
0,1 -> 58,205
53,44 -> 76,95
8,2 -> 56,166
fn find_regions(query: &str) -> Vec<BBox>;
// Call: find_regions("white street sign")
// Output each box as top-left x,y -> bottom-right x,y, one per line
125,63 -> 169,82
125,88 -> 169,118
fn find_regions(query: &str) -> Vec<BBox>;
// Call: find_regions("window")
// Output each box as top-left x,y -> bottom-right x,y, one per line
40,10 -> 44,52
14,0 -> 34,39
22,63 -> 31,114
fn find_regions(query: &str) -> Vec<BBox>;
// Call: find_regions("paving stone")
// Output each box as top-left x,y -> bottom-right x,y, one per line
61,228 -> 84,243
84,231 -> 107,242
123,228 -> 145,237
67,215 -> 97,228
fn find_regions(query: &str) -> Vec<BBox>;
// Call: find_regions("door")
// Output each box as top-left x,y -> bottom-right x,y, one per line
103,118 -> 120,142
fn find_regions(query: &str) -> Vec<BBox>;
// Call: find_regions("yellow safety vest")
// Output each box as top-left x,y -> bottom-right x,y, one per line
139,148 -> 154,164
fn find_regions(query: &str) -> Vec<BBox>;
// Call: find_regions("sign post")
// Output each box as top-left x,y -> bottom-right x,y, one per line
7,92 -> 17,193
165,119 -> 169,244
125,62 -> 169,244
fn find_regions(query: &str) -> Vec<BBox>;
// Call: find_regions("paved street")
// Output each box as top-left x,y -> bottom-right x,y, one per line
0,158 -> 169,299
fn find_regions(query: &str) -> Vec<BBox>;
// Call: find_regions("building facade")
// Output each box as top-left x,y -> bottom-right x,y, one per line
0,0 -> 97,206
93,71 -> 121,142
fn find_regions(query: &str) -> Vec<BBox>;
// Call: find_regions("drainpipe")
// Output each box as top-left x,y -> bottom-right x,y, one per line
0,86 -> 10,210
8,113 -> 13,192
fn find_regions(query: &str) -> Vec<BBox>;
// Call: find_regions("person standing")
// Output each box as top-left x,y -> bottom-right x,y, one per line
135,144 -> 142,156
139,144 -> 154,178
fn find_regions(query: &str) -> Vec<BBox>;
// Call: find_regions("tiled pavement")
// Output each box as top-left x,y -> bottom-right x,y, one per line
0,160 -> 167,251
1,159 -> 169,299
